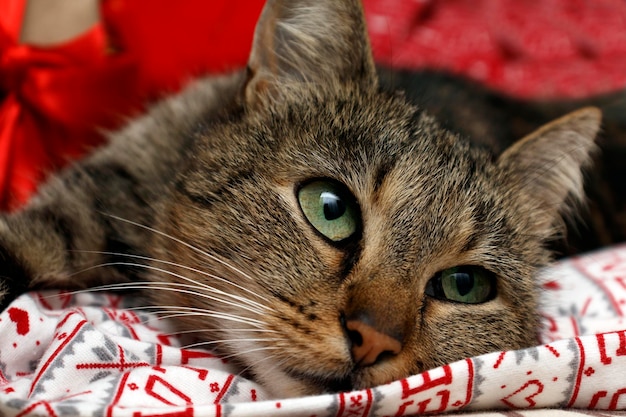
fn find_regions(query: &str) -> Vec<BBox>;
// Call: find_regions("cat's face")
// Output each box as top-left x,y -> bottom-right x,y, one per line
150,0 -> 599,397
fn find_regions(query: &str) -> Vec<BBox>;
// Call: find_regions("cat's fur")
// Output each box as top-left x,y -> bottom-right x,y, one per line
0,0 -> 601,397
379,68 -> 626,257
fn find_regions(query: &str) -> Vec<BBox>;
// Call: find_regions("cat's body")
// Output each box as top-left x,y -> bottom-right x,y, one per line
0,0 -> 601,398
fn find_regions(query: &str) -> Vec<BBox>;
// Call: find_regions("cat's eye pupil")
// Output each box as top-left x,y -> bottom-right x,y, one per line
425,266 -> 495,304
298,180 -> 359,242
321,192 -> 346,221
453,272 -> 473,296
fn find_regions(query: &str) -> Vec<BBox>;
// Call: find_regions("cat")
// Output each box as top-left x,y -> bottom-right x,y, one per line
0,0 -> 601,398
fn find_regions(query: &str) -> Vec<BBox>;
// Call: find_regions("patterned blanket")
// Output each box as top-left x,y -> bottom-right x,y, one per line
2,245 -> 626,416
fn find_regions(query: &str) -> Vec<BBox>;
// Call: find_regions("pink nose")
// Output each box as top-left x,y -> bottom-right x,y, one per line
345,319 -> 402,367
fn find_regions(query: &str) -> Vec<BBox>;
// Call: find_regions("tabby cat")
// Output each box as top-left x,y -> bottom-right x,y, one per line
0,0 -> 601,397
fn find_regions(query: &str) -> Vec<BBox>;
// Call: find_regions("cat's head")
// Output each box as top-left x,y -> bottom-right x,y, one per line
153,0 -> 600,397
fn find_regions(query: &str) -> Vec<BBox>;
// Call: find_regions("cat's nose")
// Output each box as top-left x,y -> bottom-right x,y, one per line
345,318 -> 402,367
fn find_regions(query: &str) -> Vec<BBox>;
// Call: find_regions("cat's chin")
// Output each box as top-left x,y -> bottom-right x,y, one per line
258,363 -> 409,398
241,357 -> 355,397
274,377 -> 354,398
263,370 -> 407,398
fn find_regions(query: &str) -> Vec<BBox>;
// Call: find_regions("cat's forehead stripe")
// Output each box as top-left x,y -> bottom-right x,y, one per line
372,159 -> 396,196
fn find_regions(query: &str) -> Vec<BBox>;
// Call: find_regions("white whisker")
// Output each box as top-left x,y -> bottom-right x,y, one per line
63,282 -> 269,325
66,263 -> 268,316
135,306 -> 268,329
165,328 -> 279,336
237,350 -> 292,380
101,214 -> 258,283
217,346 -> 282,361
181,338 -> 282,350
156,313 -> 265,329
236,352 -> 278,377
72,250 -> 272,309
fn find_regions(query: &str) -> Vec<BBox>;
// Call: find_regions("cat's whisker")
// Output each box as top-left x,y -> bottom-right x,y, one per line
235,351 -> 284,380
156,313 -> 266,330
66,263 -> 270,316
78,281 -> 266,318
41,283 -> 149,301
70,250 -> 272,310
181,337 -> 283,350
136,306 -> 269,329
58,284 -> 273,332
100,213 -> 259,283
216,345 -> 282,362
164,328 -> 279,337
75,282 -> 269,321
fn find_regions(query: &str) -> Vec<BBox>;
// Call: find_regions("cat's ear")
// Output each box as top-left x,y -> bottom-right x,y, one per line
243,0 -> 377,107
497,107 -> 601,236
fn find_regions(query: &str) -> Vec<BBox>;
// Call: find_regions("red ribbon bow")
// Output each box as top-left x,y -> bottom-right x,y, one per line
0,0 -> 263,210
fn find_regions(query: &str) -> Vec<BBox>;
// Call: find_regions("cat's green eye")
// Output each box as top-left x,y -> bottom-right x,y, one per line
298,180 -> 359,242
425,266 -> 495,304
